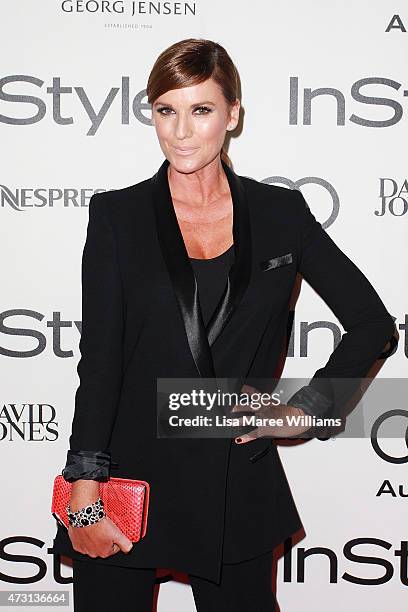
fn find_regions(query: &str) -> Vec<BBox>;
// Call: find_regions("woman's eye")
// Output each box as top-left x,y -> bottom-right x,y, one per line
156,106 -> 212,116
193,106 -> 212,114
156,107 -> 173,115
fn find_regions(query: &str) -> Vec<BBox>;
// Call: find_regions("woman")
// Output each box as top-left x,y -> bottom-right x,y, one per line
51,39 -> 398,611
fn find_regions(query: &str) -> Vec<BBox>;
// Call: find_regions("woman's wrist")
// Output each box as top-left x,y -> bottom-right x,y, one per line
69,480 -> 100,512
286,384 -> 333,418
67,497 -> 106,527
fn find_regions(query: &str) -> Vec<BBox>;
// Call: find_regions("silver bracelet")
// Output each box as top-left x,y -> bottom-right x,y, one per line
66,496 -> 106,528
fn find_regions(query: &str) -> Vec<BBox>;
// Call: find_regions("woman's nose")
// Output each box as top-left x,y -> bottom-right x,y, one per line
174,112 -> 193,139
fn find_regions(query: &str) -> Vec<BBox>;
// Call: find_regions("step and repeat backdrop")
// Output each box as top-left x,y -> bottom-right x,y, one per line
1,1 -> 406,610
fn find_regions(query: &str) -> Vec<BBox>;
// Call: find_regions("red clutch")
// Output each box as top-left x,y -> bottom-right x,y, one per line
51,475 -> 150,542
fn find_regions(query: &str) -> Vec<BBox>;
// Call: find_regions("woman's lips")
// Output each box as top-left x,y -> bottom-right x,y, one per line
172,146 -> 198,155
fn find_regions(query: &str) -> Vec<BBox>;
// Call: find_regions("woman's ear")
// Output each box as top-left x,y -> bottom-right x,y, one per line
227,98 -> 240,131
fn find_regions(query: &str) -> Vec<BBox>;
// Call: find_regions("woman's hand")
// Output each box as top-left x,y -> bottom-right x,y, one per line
67,481 -> 133,558
68,515 -> 133,558
231,384 -> 314,443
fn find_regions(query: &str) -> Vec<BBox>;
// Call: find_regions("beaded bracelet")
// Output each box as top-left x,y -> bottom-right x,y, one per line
66,496 -> 106,528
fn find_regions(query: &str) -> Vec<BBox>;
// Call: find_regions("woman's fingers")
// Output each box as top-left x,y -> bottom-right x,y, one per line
235,427 -> 262,444
230,384 -> 265,414
68,515 -> 133,558
234,404 -> 314,443
111,524 -> 133,554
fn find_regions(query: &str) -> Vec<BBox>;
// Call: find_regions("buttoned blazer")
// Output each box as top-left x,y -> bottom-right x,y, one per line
51,157 -> 397,582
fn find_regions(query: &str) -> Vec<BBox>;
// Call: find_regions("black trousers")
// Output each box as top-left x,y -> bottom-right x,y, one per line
72,550 -> 277,611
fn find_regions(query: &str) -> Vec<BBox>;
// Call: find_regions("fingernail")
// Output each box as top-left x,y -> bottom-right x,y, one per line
236,438 -> 242,443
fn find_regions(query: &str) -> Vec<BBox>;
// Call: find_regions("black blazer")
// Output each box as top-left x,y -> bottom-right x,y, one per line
51,157 -> 397,582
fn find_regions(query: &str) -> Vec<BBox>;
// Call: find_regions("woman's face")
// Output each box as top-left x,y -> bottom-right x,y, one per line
151,77 -> 240,173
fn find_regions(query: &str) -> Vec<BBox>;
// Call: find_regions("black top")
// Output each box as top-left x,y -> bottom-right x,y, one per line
189,245 -> 235,326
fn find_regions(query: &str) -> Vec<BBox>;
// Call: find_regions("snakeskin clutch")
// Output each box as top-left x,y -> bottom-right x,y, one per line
51,475 -> 150,542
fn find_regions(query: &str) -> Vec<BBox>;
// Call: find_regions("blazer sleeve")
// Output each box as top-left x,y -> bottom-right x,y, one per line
62,192 -> 124,482
286,188 -> 398,424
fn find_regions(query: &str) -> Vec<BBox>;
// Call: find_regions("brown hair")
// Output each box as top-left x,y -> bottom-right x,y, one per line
146,38 -> 240,168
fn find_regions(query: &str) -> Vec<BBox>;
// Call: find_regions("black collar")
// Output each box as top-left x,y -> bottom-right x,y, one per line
151,156 -> 252,377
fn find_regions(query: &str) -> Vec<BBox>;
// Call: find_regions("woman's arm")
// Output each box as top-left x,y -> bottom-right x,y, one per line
62,192 -> 124,483
286,188 -> 398,420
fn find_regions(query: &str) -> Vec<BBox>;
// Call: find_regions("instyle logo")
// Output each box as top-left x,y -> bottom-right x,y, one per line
283,537 -> 408,585
0,537 -> 72,584
1,534 -> 407,586
1,309 -> 403,359
375,178 -> 408,216
60,0 -> 197,16
289,76 -> 408,127
0,186 -> 105,211
0,310 -> 345,358
0,309 -> 82,358
2,75 -> 408,135
0,404 -> 58,442
0,77 -> 150,135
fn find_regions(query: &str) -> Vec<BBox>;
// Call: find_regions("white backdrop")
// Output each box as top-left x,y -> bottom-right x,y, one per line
1,1 -> 407,610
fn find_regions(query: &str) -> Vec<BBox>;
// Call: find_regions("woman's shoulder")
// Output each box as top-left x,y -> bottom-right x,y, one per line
90,176 -> 154,224
96,175 -> 153,203
239,173 -> 307,221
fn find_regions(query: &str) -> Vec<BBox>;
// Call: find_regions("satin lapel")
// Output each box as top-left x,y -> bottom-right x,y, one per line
151,157 -> 252,378
206,160 -> 252,346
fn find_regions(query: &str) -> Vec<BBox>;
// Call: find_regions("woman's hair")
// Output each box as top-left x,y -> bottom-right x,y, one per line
146,38 -> 240,168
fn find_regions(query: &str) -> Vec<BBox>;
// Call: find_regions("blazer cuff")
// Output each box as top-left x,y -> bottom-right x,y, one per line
62,450 -> 112,483
287,384 -> 333,418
